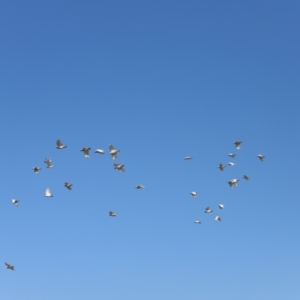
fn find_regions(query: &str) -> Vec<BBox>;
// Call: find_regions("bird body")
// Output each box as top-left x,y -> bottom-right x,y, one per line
5,262 -> 14,270
45,187 -> 53,197
234,141 -> 242,150
109,144 -> 120,160
227,162 -> 235,166
205,207 -> 213,213
215,216 -> 221,221
218,204 -> 224,209
64,182 -> 73,190
218,163 -> 226,171
94,149 -> 105,154
114,163 -> 125,172
190,191 -> 198,198
56,139 -> 67,149
194,220 -> 201,224
80,147 -> 91,158
109,211 -> 116,217
228,179 -> 239,187
135,185 -> 145,189
243,175 -> 250,180
33,166 -> 41,174
44,158 -> 53,168
257,154 -> 265,161
228,153 -> 236,158
184,156 -> 193,160
11,199 -> 19,206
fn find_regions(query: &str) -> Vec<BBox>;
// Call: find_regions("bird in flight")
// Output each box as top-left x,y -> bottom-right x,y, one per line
227,162 -> 235,166
64,182 -> 73,190
205,207 -> 213,213
45,187 -> 53,198
114,163 -> 125,172
109,144 -> 120,160
218,204 -> 224,209
44,158 -> 53,168
33,166 -> 41,174
190,191 -> 198,198
215,216 -> 221,221
80,147 -> 91,158
194,220 -> 201,224
228,179 -> 239,187
94,149 -> 105,154
257,154 -> 265,161
243,175 -> 250,180
11,199 -> 19,207
135,185 -> 145,189
56,139 -> 67,149
218,163 -> 226,171
5,262 -> 15,270
234,141 -> 242,150
109,211 -> 117,217
228,153 -> 236,158
184,156 -> 193,160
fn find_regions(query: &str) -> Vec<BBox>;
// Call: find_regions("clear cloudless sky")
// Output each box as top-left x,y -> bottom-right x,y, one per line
1,1 -> 299,299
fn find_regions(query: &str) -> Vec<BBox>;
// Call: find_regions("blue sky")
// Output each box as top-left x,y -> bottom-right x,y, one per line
1,1 -> 299,299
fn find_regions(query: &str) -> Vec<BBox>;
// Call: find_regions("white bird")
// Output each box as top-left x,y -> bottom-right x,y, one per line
114,163 -> 125,172
228,179 -> 239,187
257,154 -> 265,161
218,204 -> 224,209
194,220 -> 201,224
94,149 -> 105,154
227,162 -> 235,166
109,211 -> 116,217
109,144 -> 120,160
135,185 -> 145,189
33,166 -> 41,174
243,174 -> 250,180
80,147 -> 91,158
11,199 -> 19,206
44,187 -> 53,198
215,216 -> 221,221
64,182 -> 72,190
190,191 -> 198,198
44,158 -> 53,168
184,156 -> 193,160
234,141 -> 242,150
5,262 -> 15,271
218,163 -> 226,171
228,153 -> 236,158
205,207 -> 213,213
56,139 -> 67,149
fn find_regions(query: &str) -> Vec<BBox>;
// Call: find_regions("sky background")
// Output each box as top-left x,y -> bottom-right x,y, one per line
1,1 -> 299,299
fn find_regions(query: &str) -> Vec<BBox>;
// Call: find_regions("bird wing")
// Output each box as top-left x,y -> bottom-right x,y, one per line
45,188 -> 51,196
56,139 -> 63,147
109,144 -> 116,151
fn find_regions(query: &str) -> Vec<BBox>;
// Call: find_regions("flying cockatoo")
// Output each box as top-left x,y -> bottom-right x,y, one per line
243,175 -> 250,180
56,139 -> 67,149
228,179 -> 239,187
228,153 -> 236,158
5,262 -> 14,270
257,154 -> 265,161
190,191 -> 198,198
44,187 -> 53,198
194,220 -> 201,224
80,147 -> 91,158
109,144 -> 120,160
64,182 -> 72,190
44,158 -> 53,168
135,185 -> 145,189
33,166 -> 41,174
114,163 -> 125,172
218,204 -> 224,209
227,162 -> 235,166
205,207 -> 213,213
218,163 -> 226,171
234,141 -> 242,150
215,216 -> 221,221
11,199 -> 19,206
94,149 -> 105,154
109,211 -> 117,217
184,156 -> 193,160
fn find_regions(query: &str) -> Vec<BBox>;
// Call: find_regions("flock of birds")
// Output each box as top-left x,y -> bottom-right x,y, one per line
186,141 -> 265,225
5,139 -> 265,271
